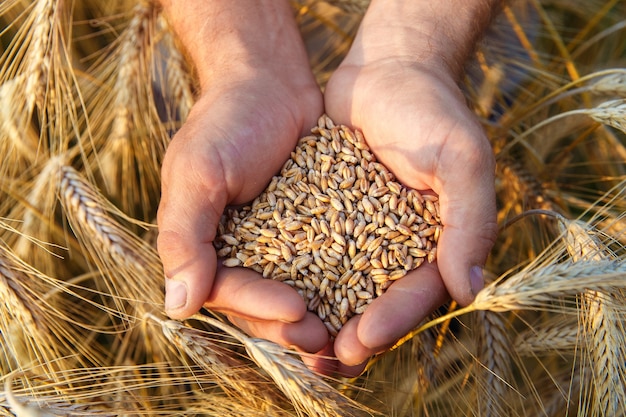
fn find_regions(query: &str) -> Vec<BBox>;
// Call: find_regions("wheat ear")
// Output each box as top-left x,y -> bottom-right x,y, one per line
473,310 -> 520,417
188,314 -> 373,417
158,15 -> 196,123
560,216 -> 626,416
59,165 -> 163,312
147,313 -> 287,414
515,316 -> 580,356
83,1 -> 166,220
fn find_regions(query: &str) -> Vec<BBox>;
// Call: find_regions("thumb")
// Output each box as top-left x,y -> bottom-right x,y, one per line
157,138 -> 228,319
435,141 -> 498,306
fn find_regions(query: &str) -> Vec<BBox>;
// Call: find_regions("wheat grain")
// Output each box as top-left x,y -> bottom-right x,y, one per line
560,216 -> 626,416
590,71 -> 626,96
11,155 -> 66,267
79,1 -> 167,221
0,75 -> 39,169
216,115 -> 441,332
0,245 -> 49,355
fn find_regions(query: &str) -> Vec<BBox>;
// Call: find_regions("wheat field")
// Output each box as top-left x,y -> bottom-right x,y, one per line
0,0 -> 625,416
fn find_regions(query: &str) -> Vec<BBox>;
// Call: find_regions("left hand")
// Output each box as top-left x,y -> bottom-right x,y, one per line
323,43 -> 498,369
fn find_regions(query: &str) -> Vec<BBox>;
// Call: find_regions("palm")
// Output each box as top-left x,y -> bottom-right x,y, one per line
324,61 -> 497,365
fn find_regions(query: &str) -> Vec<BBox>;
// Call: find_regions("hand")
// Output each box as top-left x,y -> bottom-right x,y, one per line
323,4 -> 499,366
157,0 -> 330,361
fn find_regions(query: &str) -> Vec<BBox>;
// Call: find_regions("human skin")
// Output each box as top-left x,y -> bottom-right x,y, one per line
156,0 -> 499,376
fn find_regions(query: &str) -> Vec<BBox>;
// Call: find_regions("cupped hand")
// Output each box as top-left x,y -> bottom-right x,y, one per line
324,57 -> 498,366
157,67 -> 329,353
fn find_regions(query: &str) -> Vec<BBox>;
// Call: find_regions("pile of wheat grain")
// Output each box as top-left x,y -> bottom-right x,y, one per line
216,115 -> 441,334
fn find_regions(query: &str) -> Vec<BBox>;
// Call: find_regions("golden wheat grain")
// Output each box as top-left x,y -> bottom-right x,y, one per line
9,155 -> 67,270
590,71 -> 626,96
472,259 -> 626,313
0,245 -> 50,364
580,291 -> 626,416
217,115 -> 441,332
0,76 -> 39,167
20,0 -> 56,114
587,99 -> 626,134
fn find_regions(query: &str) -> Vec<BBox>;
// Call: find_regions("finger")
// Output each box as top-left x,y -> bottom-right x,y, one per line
228,312 -> 329,354
356,263 -> 448,350
300,342 -> 338,376
157,127 -> 229,319
333,315 -> 380,367
301,341 -> 367,378
435,133 -> 498,306
207,264 -> 307,323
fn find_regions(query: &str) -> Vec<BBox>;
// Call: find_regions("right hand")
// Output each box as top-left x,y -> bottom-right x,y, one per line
156,33 -> 328,357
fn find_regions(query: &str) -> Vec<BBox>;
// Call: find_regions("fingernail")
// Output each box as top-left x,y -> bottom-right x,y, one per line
470,265 -> 484,296
165,278 -> 188,311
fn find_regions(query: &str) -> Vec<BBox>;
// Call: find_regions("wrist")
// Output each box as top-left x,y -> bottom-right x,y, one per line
159,0 -> 313,92
347,0 -> 502,79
